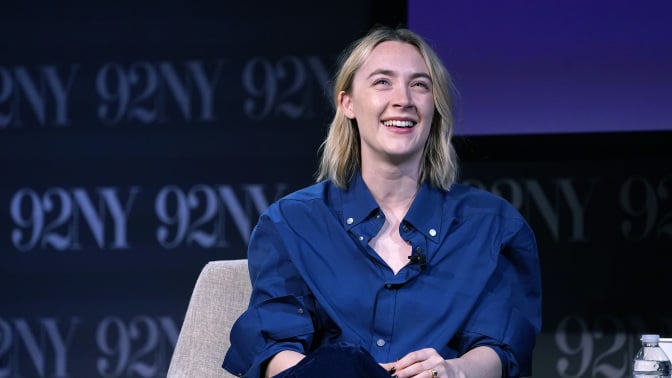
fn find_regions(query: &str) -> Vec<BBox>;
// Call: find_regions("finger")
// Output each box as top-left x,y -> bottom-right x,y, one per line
379,362 -> 395,373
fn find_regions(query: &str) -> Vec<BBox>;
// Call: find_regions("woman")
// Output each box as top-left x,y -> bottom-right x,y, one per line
223,25 -> 542,378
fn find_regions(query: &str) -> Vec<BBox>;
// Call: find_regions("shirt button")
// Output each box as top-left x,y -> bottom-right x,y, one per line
376,338 -> 386,347
359,236 -> 364,241
385,283 -> 392,289
402,224 -> 409,232
346,217 -> 354,225
297,308 -> 304,314
429,228 -> 437,236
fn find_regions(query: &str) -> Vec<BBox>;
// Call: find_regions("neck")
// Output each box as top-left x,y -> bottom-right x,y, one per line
361,164 -> 419,221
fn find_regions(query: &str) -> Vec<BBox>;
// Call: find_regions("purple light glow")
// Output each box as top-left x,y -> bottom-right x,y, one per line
409,0 -> 672,136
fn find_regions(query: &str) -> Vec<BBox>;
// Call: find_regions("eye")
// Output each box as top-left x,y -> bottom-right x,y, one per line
373,78 -> 391,86
412,81 -> 431,90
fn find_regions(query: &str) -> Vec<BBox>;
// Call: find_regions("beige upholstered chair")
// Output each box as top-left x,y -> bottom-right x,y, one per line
168,259 -> 251,378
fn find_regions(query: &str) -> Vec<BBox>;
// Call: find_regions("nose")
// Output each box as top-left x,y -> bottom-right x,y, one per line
392,86 -> 414,109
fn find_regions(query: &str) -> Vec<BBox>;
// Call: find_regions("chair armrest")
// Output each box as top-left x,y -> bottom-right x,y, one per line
168,259 -> 251,378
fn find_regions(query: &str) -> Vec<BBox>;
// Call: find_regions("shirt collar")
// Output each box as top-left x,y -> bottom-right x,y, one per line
338,172 -> 447,241
340,172 -> 380,230
405,183 -> 446,242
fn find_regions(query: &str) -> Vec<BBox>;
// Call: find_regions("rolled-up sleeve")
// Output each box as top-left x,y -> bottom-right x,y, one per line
223,211 -> 317,378
458,218 -> 542,378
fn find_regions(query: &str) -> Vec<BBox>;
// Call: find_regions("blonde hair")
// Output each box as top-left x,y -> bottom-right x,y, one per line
315,25 -> 459,190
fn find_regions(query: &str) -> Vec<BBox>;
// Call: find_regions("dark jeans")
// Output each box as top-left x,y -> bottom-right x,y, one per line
273,342 -> 391,378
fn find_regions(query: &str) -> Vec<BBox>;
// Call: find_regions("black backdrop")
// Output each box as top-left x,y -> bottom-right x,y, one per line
1,1 -> 671,377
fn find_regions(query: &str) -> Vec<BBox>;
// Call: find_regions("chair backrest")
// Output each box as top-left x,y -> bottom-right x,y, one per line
168,259 -> 251,378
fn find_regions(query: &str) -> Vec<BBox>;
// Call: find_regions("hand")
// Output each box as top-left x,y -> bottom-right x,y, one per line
265,350 -> 305,378
382,348 -> 447,378
383,346 -> 502,378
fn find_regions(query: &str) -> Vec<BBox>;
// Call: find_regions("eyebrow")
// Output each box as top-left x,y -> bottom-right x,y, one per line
367,69 -> 432,82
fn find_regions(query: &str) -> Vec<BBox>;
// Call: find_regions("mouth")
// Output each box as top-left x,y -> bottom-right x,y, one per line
382,120 -> 416,129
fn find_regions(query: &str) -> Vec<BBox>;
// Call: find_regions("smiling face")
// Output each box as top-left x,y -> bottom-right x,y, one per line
339,40 -> 435,170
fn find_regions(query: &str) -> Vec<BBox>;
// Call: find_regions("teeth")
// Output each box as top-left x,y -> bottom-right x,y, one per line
383,120 -> 415,128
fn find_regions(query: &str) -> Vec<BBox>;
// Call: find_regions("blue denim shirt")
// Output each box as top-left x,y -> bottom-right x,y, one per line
223,173 -> 542,378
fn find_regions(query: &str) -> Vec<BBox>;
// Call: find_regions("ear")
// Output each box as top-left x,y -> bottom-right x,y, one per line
338,91 -> 355,119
